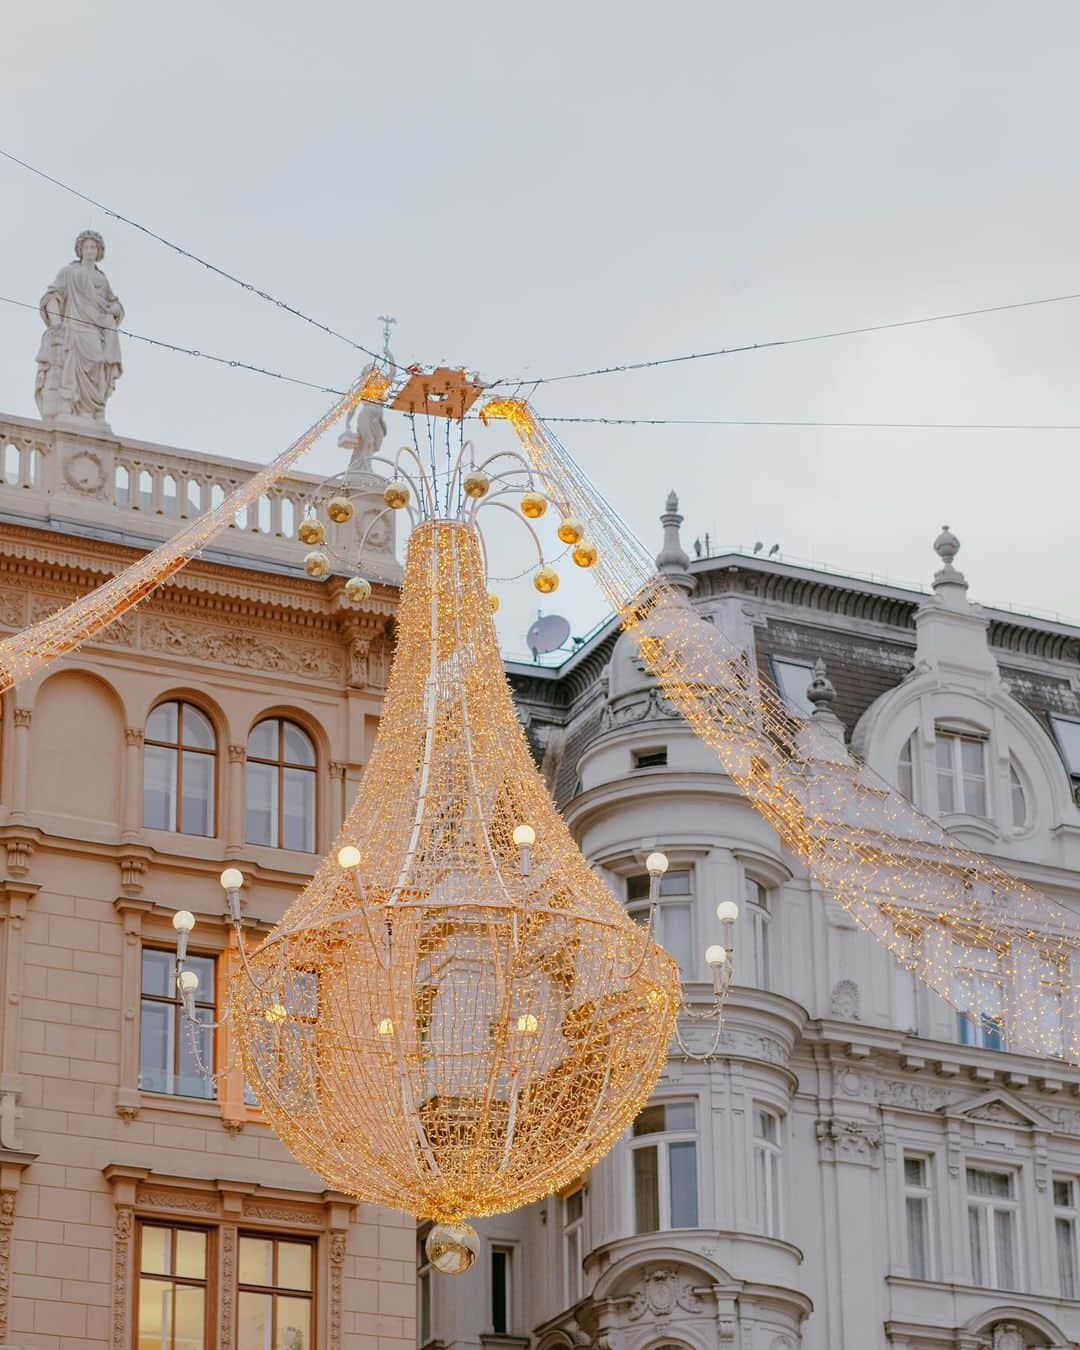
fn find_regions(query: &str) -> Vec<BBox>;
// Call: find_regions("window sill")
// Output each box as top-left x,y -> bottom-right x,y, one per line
886,1274 -> 1066,1301
119,1086 -> 259,1129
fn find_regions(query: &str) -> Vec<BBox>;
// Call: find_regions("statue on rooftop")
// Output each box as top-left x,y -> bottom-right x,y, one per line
35,230 -> 124,427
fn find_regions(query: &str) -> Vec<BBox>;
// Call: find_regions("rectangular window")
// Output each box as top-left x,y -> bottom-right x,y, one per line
1049,715 -> 1080,778
490,1246 -> 511,1334
904,1155 -> 933,1279
631,1101 -> 698,1233
753,1107 -> 782,1237
1054,1179 -> 1079,1299
746,878 -> 771,989
237,1234 -> 314,1350
967,1167 -> 1019,1290
627,868 -> 694,979
137,1223 -> 209,1350
633,748 -> 668,769
954,945 -> 1005,1051
563,1189 -> 584,1304
935,731 -> 988,817
139,949 -> 215,1099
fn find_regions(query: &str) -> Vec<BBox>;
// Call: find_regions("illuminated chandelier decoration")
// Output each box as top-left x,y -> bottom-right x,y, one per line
191,397 -> 700,1264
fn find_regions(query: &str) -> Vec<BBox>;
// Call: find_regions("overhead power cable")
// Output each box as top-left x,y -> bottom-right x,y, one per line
0,146 -> 393,370
501,290 -> 1080,387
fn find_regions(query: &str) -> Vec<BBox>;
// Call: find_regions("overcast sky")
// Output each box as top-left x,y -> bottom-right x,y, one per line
3,2 -> 1079,657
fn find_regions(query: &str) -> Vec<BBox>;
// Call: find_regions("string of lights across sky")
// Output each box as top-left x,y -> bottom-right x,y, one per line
3,145 -> 1080,431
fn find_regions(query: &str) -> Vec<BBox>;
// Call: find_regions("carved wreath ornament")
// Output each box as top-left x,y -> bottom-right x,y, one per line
628,1268 -> 706,1320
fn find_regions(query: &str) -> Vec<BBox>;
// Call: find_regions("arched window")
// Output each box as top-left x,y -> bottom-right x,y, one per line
143,701 -> 216,836
246,718 -> 316,851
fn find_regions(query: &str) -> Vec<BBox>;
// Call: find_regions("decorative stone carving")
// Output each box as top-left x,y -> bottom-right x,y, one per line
120,856 -> 147,895
0,592 -> 25,628
328,1230 -> 346,1350
36,231 -> 124,426
815,1117 -> 883,1165
123,727 -> 144,748
136,1187 -> 219,1214
227,744 -> 247,764
222,1117 -> 244,1138
242,1199 -> 321,1225
991,1324 -> 1025,1350
112,1205 -> 133,1350
220,1226 -> 237,1350
627,1267 -> 706,1319
4,837 -> 35,877
348,632 -> 372,688
142,617 -> 341,679
0,1190 -> 15,1343
64,448 -> 108,495
874,1080 -> 963,1112
830,979 -> 860,1019
11,708 -> 31,729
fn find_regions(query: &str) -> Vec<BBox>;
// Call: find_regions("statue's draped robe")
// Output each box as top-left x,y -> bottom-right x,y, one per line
35,261 -> 123,421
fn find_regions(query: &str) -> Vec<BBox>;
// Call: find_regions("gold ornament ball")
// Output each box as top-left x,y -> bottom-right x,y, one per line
327,495 -> 355,524
425,1222 -> 479,1276
533,566 -> 559,595
304,550 -> 330,579
520,491 -> 547,520
488,593 -> 500,613
297,518 -> 325,546
557,517 -> 585,545
345,576 -> 373,603
572,539 -> 598,569
384,481 -> 411,510
462,470 -> 491,500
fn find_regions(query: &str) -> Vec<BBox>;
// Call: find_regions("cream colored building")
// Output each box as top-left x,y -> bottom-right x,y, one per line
0,408 -> 413,1350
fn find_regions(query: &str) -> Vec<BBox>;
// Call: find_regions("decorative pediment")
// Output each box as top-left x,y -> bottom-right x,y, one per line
943,1089 -> 1054,1131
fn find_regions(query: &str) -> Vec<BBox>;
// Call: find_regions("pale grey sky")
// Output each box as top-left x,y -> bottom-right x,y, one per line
3,2 -> 1079,656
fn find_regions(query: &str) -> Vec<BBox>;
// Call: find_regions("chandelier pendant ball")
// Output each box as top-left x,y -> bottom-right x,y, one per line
425,1222 -> 480,1275
519,491 -> 547,519
297,517 -> 325,546
230,519 -> 679,1223
326,495 -> 355,524
557,517 -> 585,545
303,550 -> 330,578
344,575 -> 373,603
533,565 -> 560,594
571,539 -> 598,569
462,470 -> 491,499
488,592 -> 499,613
383,480 -> 411,510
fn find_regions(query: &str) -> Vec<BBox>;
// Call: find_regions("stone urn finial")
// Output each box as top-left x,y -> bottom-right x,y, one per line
932,524 -> 967,594
806,657 -> 840,720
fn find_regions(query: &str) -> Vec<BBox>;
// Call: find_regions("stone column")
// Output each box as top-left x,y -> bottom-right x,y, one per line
226,745 -> 246,857
122,727 -> 143,842
113,897 -> 153,1121
7,708 -> 32,823
815,1116 -> 884,1348
329,763 -> 348,831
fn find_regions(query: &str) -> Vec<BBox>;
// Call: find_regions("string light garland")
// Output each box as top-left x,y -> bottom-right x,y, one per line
0,364 -> 391,691
483,399 -> 1080,1064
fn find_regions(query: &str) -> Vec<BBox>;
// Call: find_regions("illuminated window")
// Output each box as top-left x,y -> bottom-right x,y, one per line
627,867 -> 693,979
935,731 -> 988,817
904,1156 -> 933,1279
967,1167 -> 1019,1290
137,1223 -> 209,1350
753,1107 -> 783,1237
139,949 -> 215,1099
144,701 -> 216,836
631,1100 -> 698,1232
563,1188 -> 585,1304
237,1234 -> 314,1350
246,718 -> 316,851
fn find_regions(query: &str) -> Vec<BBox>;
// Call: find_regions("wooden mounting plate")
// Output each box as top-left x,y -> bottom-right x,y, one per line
390,367 -> 484,420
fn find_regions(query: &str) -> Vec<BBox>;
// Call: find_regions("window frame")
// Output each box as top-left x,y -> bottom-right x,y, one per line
246,717 -> 318,852
236,1231 -> 317,1350
143,699 -> 217,837
745,877 -> 772,990
934,728 -> 989,818
902,1153 -> 934,1280
1054,1177 -> 1079,1300
489,1243 -> 513,1335
562,1187 -> 585,1305
626,866 -> 695,981
135,1220 -> 213,1350
629,1099 -> 699,1234
966,1165 -> 1021,1290
752,1105 -> 783,1238
139,945 -> 217,1100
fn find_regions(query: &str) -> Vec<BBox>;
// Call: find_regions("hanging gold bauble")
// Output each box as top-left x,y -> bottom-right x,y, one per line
533,566 -> 559,594
231,521 -> 678,1223
384,481 -> 411,510
297,517 -> 325,546
345,576 -> 372,603
327,495 -> 355,524
304,550 -> 330,578
426,1222 -> 479,1274
557,517 -> 585,545
572,540 -> 598,568
488,593 -> 500,613
462,470 -> 491,500
520,492 -> 547,519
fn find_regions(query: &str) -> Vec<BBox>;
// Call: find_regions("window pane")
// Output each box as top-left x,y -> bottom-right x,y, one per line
994,1208 -> 1017,1289
745,878 -> 766,907
1058,1216 -> 1077,1299
282,767 -> 315,852
238,1291 -> 271,1350
658,868 -> 692,897
419,1270 -> 432,1344
182,704 -> 214,750
906,1196 -> 929,1279
937,769 -> 956,814
665,1101 -> 695,1131
276,1295 -> 312,1350
626,874 -> 651,902
755,1146 -> 768,1230
963,775 -> 987,817
139,1000 -> 172,1094
968,1205 -> 986,1284
282,722 -> 316,766
247,760 -> 278,846
935,737 -> 953,770
239,1235 -> 274,1286
1010,765 -> 1027,827
138,1278 -> 171,1349
140,1226 -> 170,1276
174,1282 -> 205,1350
968,1168 -> 1011,1198
668,1141 -> 698,1228
1050,716 -> 1080,774
633,1104 -> 665,1137
491,1249 -> 509,1333
772,659 -> 815,715
143,743 -> 177,830
248,719 -> 278,760
1054,1179 -> 1073,1208
142,948 -> 174,997
181,750 -> 214,836
147,701 -> 178,742
904,1157 -> 926,1188
633,1146 -> 659,1233
277,1241 -> 313,1292
662,903 -> 693,978
960,738 -> 985,775
754,1110 -> 777,1143
175,1229 -> 206,1280
177,1018 -> 214,1099
189,955 -> 216,1003
564,1189 -> 583,1223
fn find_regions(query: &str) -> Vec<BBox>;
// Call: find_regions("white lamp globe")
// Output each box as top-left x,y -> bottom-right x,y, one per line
705,945 -> 728,967
512,824 -> 536,848
220,868 -> 244,891
171,910 -> 195,933
646,851 -> 669,876
716,900 -> 740,923
337,845 -> 361,869
177,969 -> 200,993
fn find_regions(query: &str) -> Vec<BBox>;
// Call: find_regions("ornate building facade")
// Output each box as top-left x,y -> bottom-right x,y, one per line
427,499 -> 1080,1350
0,408 -> 412,1350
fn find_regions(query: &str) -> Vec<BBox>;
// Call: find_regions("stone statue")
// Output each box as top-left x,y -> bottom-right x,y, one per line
35,230 -> 124,426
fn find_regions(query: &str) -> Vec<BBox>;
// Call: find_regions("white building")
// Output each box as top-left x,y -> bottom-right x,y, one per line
427,496 -> 1080,1350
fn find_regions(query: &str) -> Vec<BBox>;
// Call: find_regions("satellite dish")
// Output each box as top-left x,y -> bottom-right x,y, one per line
527,613 -> 571,658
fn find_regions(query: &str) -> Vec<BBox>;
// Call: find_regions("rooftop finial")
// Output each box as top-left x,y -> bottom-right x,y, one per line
932,523 -> 967,595
806,657 -> 839,717
656,488 -> 693,591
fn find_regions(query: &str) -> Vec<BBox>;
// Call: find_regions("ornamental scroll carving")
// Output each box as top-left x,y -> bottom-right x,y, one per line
112,1206 -> 133,1350
220,1226 -> 237,1350
142,617 -> 342,679
627,1267 -> 706,1319
136,1186 -> 218,1214
0,592 -> 25,628
0,1190 -> 15,1344
241,1199 -> 322,1225
328,1231 -> 346,1350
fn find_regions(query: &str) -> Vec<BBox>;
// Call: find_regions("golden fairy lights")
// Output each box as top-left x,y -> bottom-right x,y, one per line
230,518 -> 679,1223
0,364 -> 392,692
484,398 -> 1080,1064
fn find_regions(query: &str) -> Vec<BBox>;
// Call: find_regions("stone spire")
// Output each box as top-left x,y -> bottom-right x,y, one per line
655,490 -> 694,592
